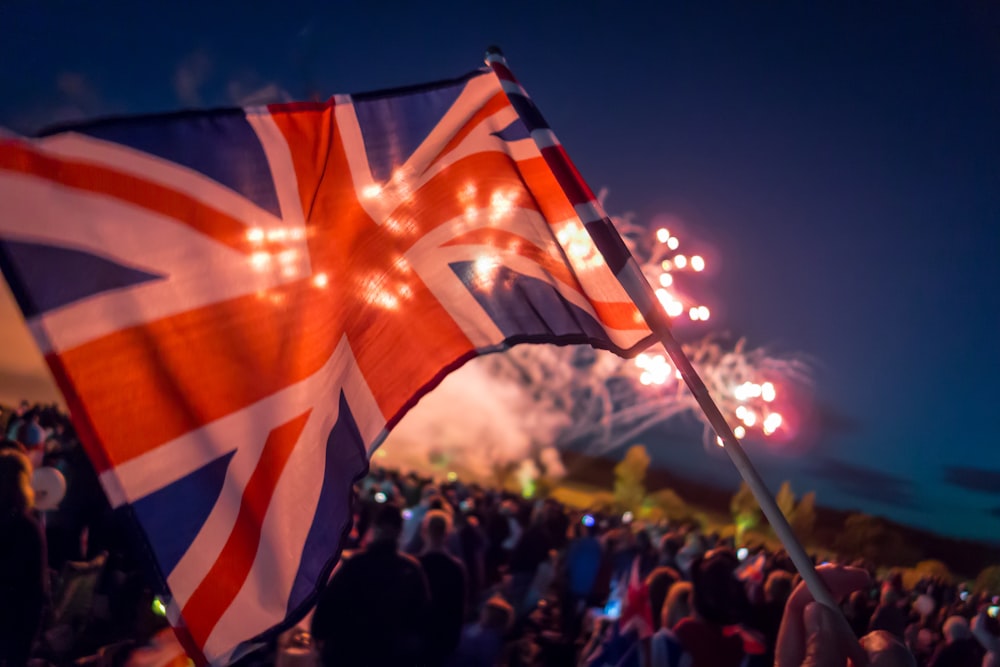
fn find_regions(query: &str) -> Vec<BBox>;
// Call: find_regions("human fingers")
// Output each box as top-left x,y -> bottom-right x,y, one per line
776,566 -> 871,667
786,566 -> 871,611
799,602 -> 850,667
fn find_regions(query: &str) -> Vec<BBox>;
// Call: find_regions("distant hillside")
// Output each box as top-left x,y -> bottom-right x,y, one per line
560,450 -> 1000,579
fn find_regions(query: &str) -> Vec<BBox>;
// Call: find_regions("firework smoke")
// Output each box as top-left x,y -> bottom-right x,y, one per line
379,212 -> 807,488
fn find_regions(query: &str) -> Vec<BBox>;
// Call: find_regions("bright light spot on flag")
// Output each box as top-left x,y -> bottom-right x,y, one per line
661,260 -> 672,271
716,435 -> 724,447
389,168 -> 413,198
637,353 -> 650,366
674,254 -> 687,269
691,255 -> 706,271
398,284 -> 413,298
267,228 -> 288,242
568,238 -> 593,260
734,425 -> 746,438
459,182 -> 477,205
281,265 -> 297,278
362,184 -> 383,199
742,411 -> 757,427
656,228 -> 670,243
277,249 -> 298,265
376,292 -> 399,309
363,276 -> 400,310
690,307 -> 701,321
763,412 -> 782,435
659,273 -> 673,287
761,382 -> 776,402
385,216 -> 415,236
289,227 -> 306,241
667,301 -> 683,317
313,273 -> 328,288
247,227 -> 264,243
698,306 -> 710,320
490,189 -> 516,220
473,254 -> 500,286
250,252 -> 270,270
639,372 -> 652,385
736,406 -> 747,420
667,237 -> 680,250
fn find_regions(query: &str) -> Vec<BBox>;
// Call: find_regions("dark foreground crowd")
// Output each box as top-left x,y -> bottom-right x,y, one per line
1,401 -> 999,667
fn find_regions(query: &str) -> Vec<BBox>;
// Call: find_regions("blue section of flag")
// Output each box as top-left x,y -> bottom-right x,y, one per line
505,92 -> 549,132
354,80 -> 465,182
585,220 -> 631,274
451,262 -> 608,341
132,450 -> 236,577
287,391 -> 368,613
492,118 -> 530,142
77,111 -> 282,218
0,240 -> 165,317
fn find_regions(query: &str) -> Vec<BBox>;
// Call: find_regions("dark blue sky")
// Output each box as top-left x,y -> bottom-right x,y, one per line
1,1 -> 998,542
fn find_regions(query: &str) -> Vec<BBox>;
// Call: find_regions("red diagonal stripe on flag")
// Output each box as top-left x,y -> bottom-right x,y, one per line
182,409 -> 311,647
514,156 -> 578,225
0,140 -> 252,254
432,91 -> 511,159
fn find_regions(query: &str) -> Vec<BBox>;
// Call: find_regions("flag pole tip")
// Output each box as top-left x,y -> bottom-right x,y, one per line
485,45 -> 505,59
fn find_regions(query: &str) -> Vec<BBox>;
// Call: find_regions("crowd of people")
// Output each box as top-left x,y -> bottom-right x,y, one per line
1,400 -> 999,667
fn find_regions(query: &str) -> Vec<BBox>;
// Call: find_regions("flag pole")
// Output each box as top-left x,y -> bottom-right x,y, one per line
484,46 -> 852,622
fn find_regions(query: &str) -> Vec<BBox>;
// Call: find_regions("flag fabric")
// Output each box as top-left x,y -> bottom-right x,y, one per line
620,556 -> 655,640
0,65 -> 652,663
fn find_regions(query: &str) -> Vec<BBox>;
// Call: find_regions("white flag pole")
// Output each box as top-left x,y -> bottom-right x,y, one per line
484,46 -> 856,628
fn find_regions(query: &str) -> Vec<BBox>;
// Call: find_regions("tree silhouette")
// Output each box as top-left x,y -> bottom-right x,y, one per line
648,488 -> 691,522
790,491 -> 816,543
834,513 -> 917,566
776,481 -> 796,519
731,481 -> 761,543
975,564 -> 1000,595
903,560 -> 954,589
614,444 -> 649,513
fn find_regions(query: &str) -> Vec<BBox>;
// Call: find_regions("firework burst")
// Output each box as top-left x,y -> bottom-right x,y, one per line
380,213 -> 807,485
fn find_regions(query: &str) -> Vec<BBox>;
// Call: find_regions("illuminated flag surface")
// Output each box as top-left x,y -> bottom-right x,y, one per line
0,66 -> 652,663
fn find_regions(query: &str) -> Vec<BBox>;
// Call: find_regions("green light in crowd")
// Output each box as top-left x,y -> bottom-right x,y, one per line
152,597 -> 167,617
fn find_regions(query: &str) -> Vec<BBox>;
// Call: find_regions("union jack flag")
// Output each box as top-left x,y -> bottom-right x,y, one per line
0,64 -> 653,663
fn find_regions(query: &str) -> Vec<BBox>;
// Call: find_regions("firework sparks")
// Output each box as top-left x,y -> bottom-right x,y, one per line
380,212 -> 807,487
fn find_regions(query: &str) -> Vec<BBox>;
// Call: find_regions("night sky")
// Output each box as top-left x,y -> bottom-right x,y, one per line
1,2 -> 997,543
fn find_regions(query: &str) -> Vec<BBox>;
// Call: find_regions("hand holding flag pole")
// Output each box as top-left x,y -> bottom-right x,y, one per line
484,45 -> 863,654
